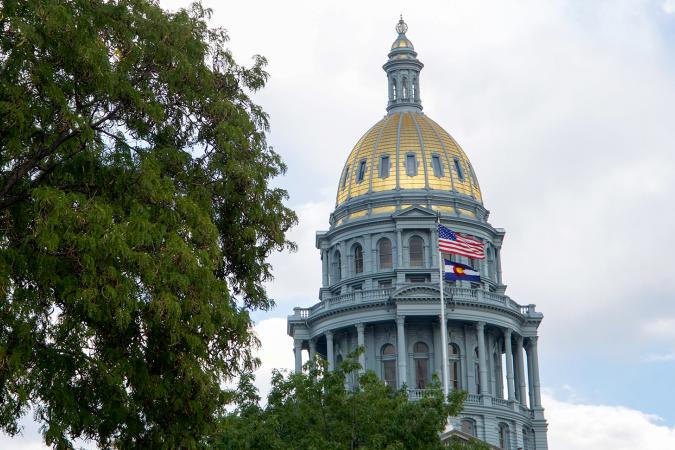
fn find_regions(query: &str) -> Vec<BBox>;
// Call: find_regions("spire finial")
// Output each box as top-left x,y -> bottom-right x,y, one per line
396,16 -> 408,35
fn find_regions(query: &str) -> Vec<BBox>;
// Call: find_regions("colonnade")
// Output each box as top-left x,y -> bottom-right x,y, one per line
293,317 -> 543,409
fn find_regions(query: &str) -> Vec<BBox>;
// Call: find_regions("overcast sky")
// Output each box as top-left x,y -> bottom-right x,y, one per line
5,1 -> 675,449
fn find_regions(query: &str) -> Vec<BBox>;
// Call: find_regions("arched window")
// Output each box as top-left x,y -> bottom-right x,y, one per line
460,419 -> 477,437
381,344 -> 397,387
412,78 -> 417,100
413,341 -> 429,389
409,236 -> 424,267
498,423 -> 510,449
402,77 -> 408,99
333,250 -> 342,282
353,244 -> 364,274
392,80 -> 397,100
474,347 -> 481,394
449,343 -> 461,390
378,238 -> 392,269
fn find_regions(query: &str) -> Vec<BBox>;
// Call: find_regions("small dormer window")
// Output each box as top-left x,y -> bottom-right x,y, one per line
405,153 -> 417,176
342,166 -> 350,189
453,158 -> 465,181
379,155 -> 390,178
356,160 -> 367,183
431,154 -> 443,177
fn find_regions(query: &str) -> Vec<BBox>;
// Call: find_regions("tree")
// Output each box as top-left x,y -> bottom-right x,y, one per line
213,354 -> 491,450
0,0 -> 296,447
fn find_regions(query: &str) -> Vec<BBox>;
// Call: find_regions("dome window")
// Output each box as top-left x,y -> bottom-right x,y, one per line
409,235 -> 424,267
402,77 -> 408,99
342,166 -> 350,190
356,160 -> 367,183
431,154 -> 444,177
405,153 -> 418,176
377,238 -> 392,269
392,80 -> 397,100
353,244 -> 364,274
379,155 -> 391,178
453,158 -> 465,182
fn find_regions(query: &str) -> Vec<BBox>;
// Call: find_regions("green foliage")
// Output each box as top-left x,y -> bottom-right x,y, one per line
213,353 -> 489,450
0,0 -> 296,447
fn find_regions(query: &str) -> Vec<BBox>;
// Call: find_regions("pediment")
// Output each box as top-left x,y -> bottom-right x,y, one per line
391,205 -> 438,220
391,284 -> 441,300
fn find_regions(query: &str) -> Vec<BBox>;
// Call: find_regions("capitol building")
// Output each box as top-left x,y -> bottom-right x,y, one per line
287,18 -> 548,450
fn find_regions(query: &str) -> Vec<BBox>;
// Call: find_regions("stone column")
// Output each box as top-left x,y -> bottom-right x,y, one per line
431,225 -> 438,270
476,322 -> 489,395
530,336 -> 542,407
396,316 -> 407,387
356,323 -> 366,372
516,335 -> 527,406
496,247 -> 503,285
396,230 -> 403,268
309,339 -> 316,361
294,339 -> 303,374
326,331 -> 334,372
321,249 -> 329,287
462,325 -> 473,393
504,328 -> 515,401
526,339 -> 535,408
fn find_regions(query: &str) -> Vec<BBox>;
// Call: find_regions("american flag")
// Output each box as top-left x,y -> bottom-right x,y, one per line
438,224 -> 485,259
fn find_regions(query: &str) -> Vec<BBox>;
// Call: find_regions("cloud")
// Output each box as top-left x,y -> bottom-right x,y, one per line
545,392 -> 675,450
664,1 -> 675,14
251,317 -> 294,399
645,352 -> 675,362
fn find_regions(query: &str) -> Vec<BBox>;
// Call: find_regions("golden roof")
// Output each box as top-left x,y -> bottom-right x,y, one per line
336,111 -> 482,206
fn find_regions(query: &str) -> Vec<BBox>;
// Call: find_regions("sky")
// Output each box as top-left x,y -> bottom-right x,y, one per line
4,0 -> 675,449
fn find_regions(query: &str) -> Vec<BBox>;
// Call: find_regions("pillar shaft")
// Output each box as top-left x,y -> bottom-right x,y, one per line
530,336 -> 542,407
516,336 -> 528,406
356,323 -> 366,371
504,328 -> 515,401
476,322 -> 489,395
526,340 -> 535,408
294,339 -> 303,374
326,331 -> 334,371
396,316 -> 407,387
309,339 -> 316,360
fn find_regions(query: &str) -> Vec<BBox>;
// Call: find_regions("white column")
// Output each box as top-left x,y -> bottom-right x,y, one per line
526,339 -> 535,408
396,230 -> 403,268
476,322 -> 489,395
356,323 -> 366,372
516,335 -> 527,405
396,316 -> 407,387
504,328 -> 515,401
326,331 -> 334,371
309,339 -> 316,361
294,339 -> 303,374
530,336 -> 542,407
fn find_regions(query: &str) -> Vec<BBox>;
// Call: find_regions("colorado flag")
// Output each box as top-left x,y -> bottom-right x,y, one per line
444,259 -> 481,282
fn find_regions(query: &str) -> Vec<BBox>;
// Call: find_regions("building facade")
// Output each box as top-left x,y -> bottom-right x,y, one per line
287,18 -> 548,450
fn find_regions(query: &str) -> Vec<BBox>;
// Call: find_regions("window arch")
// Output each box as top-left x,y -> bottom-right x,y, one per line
333,250 -> 342,282
353,244 -> 364,274
413,341 -> 429,389
409,236 -> 424,267
381,344 -> 397,387
449,343 -> 461,390
460,418 -> 477,437
377,238 -> 393,269
498,423 -> 510,449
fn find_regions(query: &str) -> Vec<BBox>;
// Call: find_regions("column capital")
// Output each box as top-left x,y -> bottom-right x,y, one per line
355,322 -> 365,332
503,327 -> 512,338
396,315 -> 406,326
325,330 -> 334,338
476,321 -> 486,331
293,338 -> 303,349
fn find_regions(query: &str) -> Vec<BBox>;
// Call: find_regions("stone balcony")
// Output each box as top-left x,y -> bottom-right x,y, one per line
407,390 -> 535,419
289,284 -> 542,325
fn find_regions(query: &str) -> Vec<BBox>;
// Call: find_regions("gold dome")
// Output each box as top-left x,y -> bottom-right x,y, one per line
336,111 -> 482,206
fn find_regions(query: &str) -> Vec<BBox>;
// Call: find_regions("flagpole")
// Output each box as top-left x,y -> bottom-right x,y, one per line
437,216 -> 450,399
